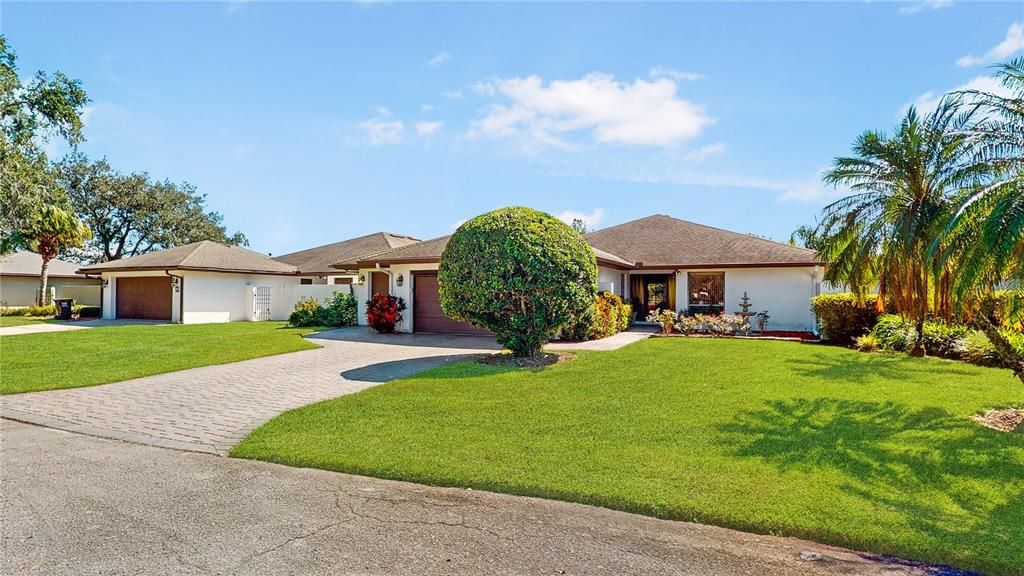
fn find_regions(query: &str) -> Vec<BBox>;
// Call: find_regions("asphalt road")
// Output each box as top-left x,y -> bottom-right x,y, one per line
0,420 -> 950,575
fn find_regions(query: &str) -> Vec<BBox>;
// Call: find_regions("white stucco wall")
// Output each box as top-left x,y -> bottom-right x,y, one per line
597,266 -> 622,294
353,264 -> 437,333
1,276 -> 101,307
721,267 -> 820,332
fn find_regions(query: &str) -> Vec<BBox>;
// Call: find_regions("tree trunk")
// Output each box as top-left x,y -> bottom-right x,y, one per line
910,316 -> 927,357
978,316 -> 1024,385
37,258 -> 50,307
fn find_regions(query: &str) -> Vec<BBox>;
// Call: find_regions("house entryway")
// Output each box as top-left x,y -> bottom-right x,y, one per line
630,274 -> 676,319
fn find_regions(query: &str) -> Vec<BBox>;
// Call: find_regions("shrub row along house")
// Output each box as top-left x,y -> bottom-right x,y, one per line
75,213 -> 826,332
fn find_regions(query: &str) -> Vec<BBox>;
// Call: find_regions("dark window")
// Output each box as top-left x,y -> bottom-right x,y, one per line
688,272 -> 725,307
300,278 -> 313,285
333,277 -> 352,285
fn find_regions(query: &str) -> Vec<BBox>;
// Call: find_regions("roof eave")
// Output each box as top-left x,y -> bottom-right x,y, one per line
76,265 -> 300,276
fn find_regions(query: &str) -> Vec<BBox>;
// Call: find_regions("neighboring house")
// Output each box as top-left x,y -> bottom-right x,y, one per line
0,251 -> 101,307
78,241 -> 303,323
76,235 -> 424,323
338,214 -> 824,334
273,232 -> 420,285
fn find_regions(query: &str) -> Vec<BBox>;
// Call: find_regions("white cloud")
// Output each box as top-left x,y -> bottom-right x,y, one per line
441,89 -> 464,100
957,22 -> 1024,67
467,72 -> 714,150
428,51 -> 450,67
450,218 -> 467,230
898,0 -> 952,15
555,208 -> 605,230
420,103 -> 435,111
649,66 -> 705,81
903,75 -> 1014,116
415,120 -> 443,135
360,117 -> 404,145
374,105 -> 392,116
681,142 -> 727,163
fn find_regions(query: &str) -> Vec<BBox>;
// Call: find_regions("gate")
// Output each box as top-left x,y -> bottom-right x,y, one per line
252,286 -> 272,321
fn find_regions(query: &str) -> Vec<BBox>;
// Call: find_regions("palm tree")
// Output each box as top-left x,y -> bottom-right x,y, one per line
817,99 -> 982,356
22,204 -> 91,306
943,58 -> 1024,381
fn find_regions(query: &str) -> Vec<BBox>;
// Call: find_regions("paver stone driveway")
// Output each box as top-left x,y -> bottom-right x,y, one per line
1,328 -> 498,454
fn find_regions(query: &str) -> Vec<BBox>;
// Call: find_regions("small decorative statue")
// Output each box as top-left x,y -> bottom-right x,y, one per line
737,292 -> 754,335
755,310 -> 770,333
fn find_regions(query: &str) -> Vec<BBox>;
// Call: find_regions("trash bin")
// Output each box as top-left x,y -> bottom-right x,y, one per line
54,298 -> 74,321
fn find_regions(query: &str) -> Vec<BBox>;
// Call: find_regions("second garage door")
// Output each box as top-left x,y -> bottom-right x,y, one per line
413,273 -> 491,335
116,276 -> 172,320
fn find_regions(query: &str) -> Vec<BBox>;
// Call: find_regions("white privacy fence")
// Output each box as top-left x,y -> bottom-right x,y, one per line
249,284 -> 356,321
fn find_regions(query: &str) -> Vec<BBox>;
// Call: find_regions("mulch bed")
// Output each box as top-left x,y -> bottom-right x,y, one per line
971,408 -> 1024,432
480,352 -> 575,368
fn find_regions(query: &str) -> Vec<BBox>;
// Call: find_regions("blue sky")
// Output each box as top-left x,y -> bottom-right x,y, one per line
5,1 -> 1023,254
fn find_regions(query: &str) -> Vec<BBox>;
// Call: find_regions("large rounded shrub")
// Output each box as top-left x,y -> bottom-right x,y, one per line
439,206 -> 598,357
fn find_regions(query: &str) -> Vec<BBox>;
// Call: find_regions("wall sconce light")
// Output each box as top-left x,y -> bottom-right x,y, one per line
396,274 -> 404,287
358,274 -> 366,286
170,277 -> 181,293
101,278 -> 109,288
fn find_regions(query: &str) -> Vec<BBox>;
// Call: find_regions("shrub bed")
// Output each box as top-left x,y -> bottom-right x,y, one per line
856,314 -> 1024,369
560,291 -> 632,341
288,291 -> 359,328
366,293 -> 406,333
811,293 -> 880,344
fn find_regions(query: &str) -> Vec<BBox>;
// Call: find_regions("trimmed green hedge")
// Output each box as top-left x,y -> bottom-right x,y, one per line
811,293 -> 879,344
439,207 -> 597,356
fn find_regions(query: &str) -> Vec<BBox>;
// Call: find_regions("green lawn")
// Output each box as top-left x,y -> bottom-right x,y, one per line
0,316 -> 55,327
233,338 -> 1024,575
1,322 -> 322,394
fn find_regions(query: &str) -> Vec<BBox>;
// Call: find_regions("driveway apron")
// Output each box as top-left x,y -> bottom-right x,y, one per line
0,328 -> 498,454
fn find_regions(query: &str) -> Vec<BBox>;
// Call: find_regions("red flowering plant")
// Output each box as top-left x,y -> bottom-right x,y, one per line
365,293 -> 407,333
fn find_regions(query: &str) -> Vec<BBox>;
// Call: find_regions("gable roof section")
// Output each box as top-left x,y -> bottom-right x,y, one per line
274,232 -> 420,274
77,241 -> 299,275
1,251 -> 90,278
344,234 -> 636,270
585,214 -> 818,269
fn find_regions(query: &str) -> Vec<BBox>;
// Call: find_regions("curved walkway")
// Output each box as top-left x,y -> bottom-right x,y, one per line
1,328 -> 498,454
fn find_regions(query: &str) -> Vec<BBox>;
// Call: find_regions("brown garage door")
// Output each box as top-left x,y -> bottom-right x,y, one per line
413,273 -> 490,335
116,277 -> 172,320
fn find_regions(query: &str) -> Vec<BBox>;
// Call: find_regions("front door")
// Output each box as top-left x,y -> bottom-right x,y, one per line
371,272 -> 390,297
644,276 -> 668,314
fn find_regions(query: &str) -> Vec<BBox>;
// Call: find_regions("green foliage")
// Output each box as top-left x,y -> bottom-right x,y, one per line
320,290 -> 358,327
853,333 -> 879,352
54,154 -> 247,263
560,291 -> 632,341
0,304 -> 56,317
811,293 -> 880,344
646,309 -> 676,335
870,315 -> 917,353
921,320 -> 973,358
288,297 -> 323,327
73,305 -> 101,318
674,313 -> 750,336
866,314 -> 1024,369
288,291 -> 358,328
234,338 -> 1022,576
1,35 -> 88,253
439,207 -> 597,357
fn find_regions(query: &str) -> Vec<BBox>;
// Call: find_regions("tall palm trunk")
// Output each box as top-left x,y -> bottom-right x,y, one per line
37,257 -> 50,306
976,300 -> 1024,385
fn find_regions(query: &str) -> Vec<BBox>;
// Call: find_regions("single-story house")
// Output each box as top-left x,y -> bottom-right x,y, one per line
336,214 -> 825,334
76,233 -> 423,323
272,232 -> 420,285
0,251 -> 101,307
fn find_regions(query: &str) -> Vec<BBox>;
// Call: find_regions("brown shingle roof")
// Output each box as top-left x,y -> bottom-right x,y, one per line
274,232 -> 420,274
77,241 -> 299,275
0,251 -> 90,278
585,214 -> 818,269
346,235 -> 636,269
